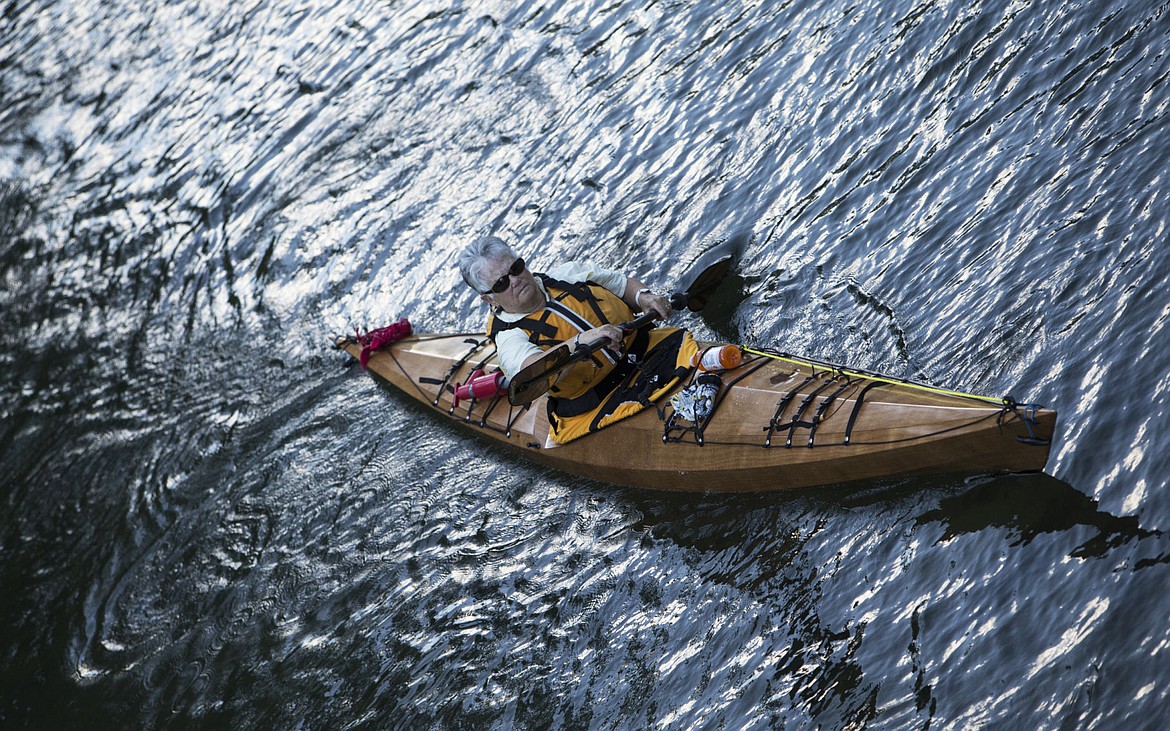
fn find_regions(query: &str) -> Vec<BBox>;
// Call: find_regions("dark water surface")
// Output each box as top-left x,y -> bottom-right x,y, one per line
3,0 -> 1170,728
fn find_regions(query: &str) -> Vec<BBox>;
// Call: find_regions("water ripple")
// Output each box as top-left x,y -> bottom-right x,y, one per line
5,0 -> 1170,728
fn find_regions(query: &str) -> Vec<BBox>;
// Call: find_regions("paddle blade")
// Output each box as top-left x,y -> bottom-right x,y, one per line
675,228 -> 748,312
507,345 -> 575,406
678,254 -> 734,312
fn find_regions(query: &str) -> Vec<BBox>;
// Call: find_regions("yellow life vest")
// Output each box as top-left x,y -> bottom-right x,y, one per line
486,274 -> 698,444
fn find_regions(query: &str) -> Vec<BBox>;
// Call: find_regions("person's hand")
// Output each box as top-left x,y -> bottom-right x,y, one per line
636,290 -> 672,320
576,324 -> 624,353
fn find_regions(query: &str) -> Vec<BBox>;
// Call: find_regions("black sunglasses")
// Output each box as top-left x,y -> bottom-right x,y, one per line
485,257 -> 525,294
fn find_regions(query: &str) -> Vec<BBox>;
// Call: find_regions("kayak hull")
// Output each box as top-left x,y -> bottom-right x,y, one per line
338,333 -> 1056,492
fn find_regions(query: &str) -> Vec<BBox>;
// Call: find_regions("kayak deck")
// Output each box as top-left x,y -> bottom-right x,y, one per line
337,333 -> 1056,492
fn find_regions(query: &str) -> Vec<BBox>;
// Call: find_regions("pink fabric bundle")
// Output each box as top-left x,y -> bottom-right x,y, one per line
355,317 -> 412,369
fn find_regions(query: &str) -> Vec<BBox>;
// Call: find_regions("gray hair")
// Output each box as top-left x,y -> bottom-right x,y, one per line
458,235 -> 518,293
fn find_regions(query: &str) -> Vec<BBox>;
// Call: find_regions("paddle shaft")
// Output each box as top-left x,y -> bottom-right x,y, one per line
508,308 -> 665,404
564,310 -> 658,365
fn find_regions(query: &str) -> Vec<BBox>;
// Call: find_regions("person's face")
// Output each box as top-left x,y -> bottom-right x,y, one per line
479,255 -> 540,312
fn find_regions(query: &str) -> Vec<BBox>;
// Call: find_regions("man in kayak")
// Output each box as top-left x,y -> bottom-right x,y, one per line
458,235 -> 699,443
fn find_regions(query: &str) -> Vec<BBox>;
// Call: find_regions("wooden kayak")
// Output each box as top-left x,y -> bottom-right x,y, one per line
336,332 -> 1057,492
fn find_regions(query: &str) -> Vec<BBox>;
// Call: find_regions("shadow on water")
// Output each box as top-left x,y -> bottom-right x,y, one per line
634,471 -> 1163,568
914,472 -> 1159,560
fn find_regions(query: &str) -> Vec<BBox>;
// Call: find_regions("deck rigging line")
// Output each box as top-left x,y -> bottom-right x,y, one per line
742,346 -> 1007,405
